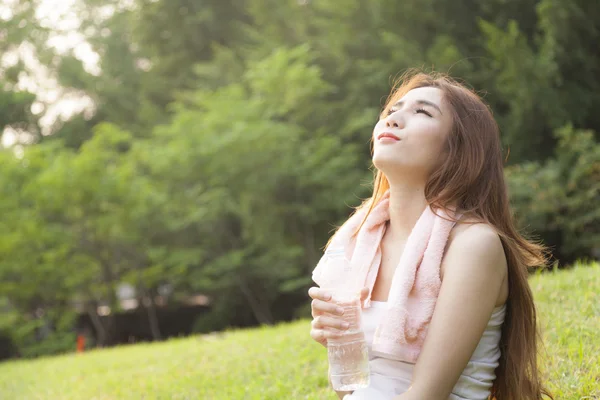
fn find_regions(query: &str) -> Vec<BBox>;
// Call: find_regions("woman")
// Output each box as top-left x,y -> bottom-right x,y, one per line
308,71 -> 552,400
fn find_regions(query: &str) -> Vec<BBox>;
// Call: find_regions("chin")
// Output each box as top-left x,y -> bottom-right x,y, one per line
372,153 -> 406,172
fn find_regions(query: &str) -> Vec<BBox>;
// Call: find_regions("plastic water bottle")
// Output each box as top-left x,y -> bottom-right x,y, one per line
327,290 -> 370,391
321,248 -> 370,391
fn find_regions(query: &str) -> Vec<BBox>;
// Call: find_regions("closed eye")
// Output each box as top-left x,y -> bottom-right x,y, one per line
386,107 -> 433,117
416,108 -> 432,117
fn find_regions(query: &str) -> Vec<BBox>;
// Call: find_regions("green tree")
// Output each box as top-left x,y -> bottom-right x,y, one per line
506,125 -> 600,263
146,45 -> 365,326
0,0 -> 49,143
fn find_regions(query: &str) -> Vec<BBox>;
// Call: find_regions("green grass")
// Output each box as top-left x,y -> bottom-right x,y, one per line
530,262 -> 600,399
0,262 -> 598,400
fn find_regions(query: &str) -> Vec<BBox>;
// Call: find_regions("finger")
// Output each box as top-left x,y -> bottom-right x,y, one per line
308,286 -> 332,301
359,287 -> 370,307
310,328 -> 326,343
312,315 -> 350,331
310,328 -> 343,343
312,299 -> 344,316
311,306 -> 322,319
359,287 -> 370,301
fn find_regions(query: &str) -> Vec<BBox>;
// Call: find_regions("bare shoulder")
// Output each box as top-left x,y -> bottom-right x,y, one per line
441,217 -> 508,303
449,217 -> 502,248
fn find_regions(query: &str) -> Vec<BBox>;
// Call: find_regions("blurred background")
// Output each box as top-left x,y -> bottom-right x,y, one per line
0,0 -> 598,361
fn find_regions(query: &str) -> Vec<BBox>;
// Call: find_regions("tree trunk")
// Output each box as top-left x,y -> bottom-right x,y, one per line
236,276 -> 273,325
303,222 -> 319,272
222,223 -> 273,325
141,286 -> 162,341
85,302 -> 106,347
254,281 -> 274,323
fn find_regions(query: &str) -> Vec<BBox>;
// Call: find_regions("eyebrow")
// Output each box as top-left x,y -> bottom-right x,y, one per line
392,99 -> 443,115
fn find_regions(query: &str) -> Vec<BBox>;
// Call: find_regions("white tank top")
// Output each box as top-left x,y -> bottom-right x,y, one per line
346,300 -> 506,400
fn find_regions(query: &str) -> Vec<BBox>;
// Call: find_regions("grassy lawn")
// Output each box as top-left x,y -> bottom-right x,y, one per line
0,262 -> 598,400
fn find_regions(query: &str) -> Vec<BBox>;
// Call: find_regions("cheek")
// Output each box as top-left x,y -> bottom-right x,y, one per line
425,128 -> 448,151
412,121 -> 446,146
372,120 -> 385,138
410,123 -> 450,163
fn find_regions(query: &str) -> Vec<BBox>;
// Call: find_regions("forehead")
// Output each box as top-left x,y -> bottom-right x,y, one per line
396,86 -> 445,106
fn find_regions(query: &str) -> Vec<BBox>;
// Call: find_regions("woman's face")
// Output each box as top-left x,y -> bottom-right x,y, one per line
372,87 -> 453,181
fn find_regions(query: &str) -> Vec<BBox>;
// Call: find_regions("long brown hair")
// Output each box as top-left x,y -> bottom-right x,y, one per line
346,70 -> 553,399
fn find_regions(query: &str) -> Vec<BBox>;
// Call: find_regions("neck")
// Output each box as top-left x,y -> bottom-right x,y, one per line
387,182 -> 429,239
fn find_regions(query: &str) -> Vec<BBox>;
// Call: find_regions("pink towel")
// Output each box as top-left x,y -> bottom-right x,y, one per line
312,190 -> 460,362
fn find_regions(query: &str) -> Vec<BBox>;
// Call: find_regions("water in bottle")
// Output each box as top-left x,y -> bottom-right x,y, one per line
320,247 -> 370,391
326,293 -> 370,391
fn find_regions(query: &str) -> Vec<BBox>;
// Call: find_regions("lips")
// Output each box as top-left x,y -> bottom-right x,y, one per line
377,132 -> 400,141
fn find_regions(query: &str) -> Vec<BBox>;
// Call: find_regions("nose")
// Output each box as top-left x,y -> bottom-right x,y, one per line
385,112 -> 404,129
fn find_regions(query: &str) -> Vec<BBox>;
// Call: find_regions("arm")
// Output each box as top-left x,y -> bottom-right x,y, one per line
393,223 -> 508,400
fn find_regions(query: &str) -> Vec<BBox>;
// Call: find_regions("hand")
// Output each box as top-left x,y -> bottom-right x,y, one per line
308,286 -> 370,347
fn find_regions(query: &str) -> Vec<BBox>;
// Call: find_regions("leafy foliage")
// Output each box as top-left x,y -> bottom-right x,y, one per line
0,0 -> 598,357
